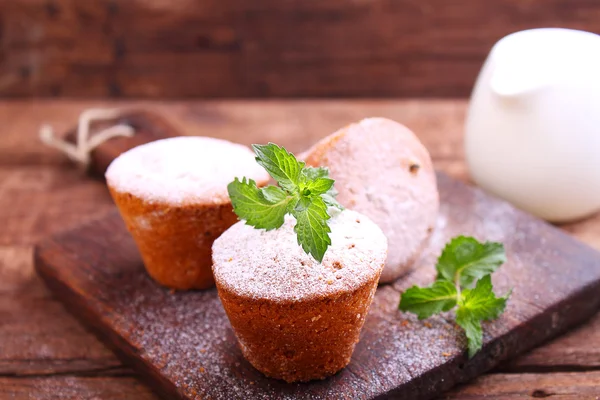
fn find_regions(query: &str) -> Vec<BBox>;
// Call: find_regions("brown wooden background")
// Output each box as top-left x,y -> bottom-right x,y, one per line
1,0 -> 599,98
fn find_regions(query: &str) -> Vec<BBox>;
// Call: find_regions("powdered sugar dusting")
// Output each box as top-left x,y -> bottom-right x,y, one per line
105,136 -> 270,205
212,209 -> 387,302
46,171 -> 600,399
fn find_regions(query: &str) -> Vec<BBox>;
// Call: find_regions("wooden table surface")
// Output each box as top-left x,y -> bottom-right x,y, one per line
2,100 -> 600,399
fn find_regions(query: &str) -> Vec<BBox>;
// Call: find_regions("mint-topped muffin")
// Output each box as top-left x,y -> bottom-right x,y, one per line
212,143 -> 387,382
213,209 -> 386,382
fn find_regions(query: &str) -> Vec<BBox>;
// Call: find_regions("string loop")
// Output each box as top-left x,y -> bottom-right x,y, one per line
39,109 -> 135,168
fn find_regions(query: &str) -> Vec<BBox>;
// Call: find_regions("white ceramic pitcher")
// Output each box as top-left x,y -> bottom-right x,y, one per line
465,28 -> 600,222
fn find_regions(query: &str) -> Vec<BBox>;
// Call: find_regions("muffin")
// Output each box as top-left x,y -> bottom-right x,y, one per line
212,209 -> 387,382
105,136 -> 270,290
302,117 -> 439,283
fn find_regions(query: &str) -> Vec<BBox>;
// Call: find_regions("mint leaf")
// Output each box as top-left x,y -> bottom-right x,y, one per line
300,166 -> 329,180
459,275 -> 510,322
322,186 -> 344,210
456,275 -> 509,358
455,309 -> 483,359
229,143 -> 343,263
252,143 -> 303,192
399,280 -> 457,319
436,236 -> 506,287
227,178 -> 292,230
260,185 -> 288,204
291,195 -> 331,263
300,166 -> 344,210
303,177 -> 334,196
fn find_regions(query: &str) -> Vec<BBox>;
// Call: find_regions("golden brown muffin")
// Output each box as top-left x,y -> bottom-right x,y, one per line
302,118 -> 439,283
212,209 -> 387,382
105,136 -> 269,290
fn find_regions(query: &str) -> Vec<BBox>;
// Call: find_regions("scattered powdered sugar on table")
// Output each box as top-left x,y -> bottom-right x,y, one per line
105,136 -> 269,205
212,209 -> 388,302
109,271 -> 353,400
61,173 -> 587,399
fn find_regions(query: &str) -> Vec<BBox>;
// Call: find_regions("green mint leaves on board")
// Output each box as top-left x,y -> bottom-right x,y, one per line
228,143 -> 343,263
436,237 -> 506,287
399,236 -> 510,358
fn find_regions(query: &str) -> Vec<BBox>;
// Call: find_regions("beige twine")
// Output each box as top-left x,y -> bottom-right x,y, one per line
39,109 -> 135,168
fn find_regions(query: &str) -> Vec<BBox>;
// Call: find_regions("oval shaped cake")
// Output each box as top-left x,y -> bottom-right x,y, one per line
302,118 -> 439,283
212,209 -> 387,382
106,136 -> 269,290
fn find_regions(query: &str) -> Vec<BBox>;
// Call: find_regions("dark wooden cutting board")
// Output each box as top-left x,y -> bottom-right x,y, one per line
34,173 -> 600,400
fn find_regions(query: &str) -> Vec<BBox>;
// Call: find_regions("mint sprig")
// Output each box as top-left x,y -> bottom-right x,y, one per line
228,143 -> 343,262
399,236 -> 510,358
227,178 -> 292,230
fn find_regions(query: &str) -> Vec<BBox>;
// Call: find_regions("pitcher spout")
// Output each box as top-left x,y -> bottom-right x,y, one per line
490,62 -> 551,99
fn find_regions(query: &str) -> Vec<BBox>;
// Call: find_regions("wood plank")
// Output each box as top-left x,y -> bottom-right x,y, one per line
34,173 -> 600,399
0,288 -> 123,376
444,371 -> 600,399
0,99 -> 467,174
3,1 -> 600,97
0,376 -> 157,400
562,213 -> 600,253
0,245 -> 124,377
2,371 -> 600,400
501,312 -> 600,372
0,166 -> 114,245
0,246 -> 33,293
